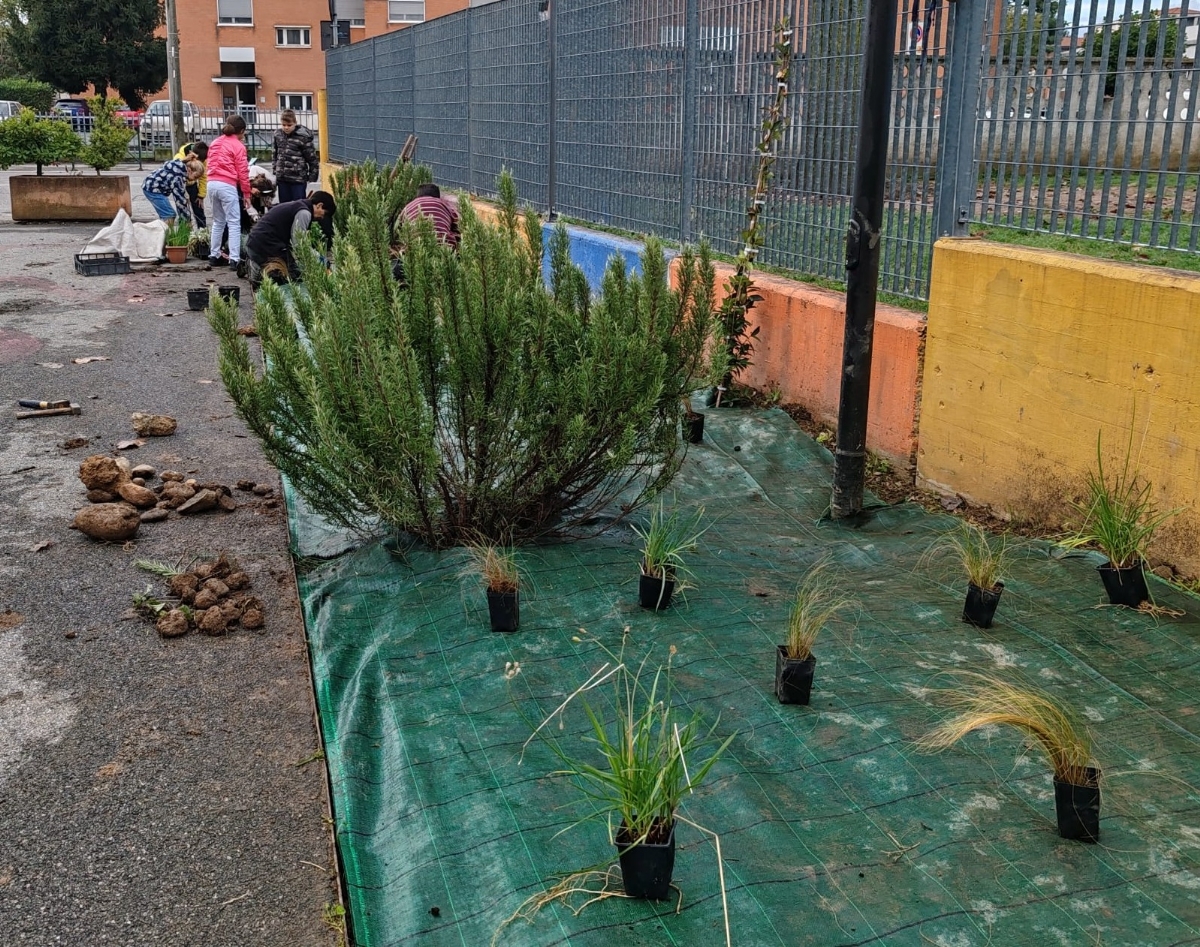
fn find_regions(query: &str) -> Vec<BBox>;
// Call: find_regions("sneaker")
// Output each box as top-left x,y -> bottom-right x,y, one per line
229,259 -> 240,272
207,256 -> 222,267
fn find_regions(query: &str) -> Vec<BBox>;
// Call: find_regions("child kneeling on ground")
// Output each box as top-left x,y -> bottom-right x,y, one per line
244,191 -> 336,291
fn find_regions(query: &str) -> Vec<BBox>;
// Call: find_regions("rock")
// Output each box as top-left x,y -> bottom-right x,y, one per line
199,607 -> 228,636
177,489 -> 219,515
251,484 -> 273,496
79,455 -> 127,491
219,600 -> 242,625
73,503 -> 140,541
200,482 -> 231,496
209,554 -> 233,578
235,479 -> 256,491
160,470 -> 184,482
131,464 -> 156,479
193,588 -> 219,610
156,500 -> 172,510
114,456 -> 132,477
202,578 -> 230,599
116,481 -> 158,509
193,563 -> 214,580
160,483 -> 196,508
241,608 -> 265,630
140,508 -> 169,523
185,479 -> 198,488
226,571 -> 250,591
1152,564 -> 1175,581
218,494 -> 237,512
130,413 -> 177,437
131,477 -> 145,487
86,489 -> 116,503
168,573 -> 199,599
156,609 -> 190,638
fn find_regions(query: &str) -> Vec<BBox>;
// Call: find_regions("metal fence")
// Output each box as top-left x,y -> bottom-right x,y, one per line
326,0 -> 1199,301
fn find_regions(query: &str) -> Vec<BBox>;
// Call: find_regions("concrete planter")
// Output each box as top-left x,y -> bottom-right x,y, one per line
10,173 -> 132,222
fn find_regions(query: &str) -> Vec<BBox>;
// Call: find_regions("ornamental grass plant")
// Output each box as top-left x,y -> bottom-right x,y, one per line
784,558 -> 852,661
633,499 -> 708,583
461,543 -> 520,594
918,673 -> 1096,787
924,521 -> 1013,592
210,171 -> 715,548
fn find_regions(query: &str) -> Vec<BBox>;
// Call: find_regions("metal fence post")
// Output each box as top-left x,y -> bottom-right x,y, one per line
546,0 -> 557,219
679,0 -> 699,243
933,0 -> 988,238
372,41 -> 379,163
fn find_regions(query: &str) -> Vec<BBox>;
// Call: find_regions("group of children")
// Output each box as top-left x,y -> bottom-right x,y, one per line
140,109 -> 334,288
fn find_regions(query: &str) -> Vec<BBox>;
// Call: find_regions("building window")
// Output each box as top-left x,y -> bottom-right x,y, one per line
388,1 -> 424,23
275,26 -> 311,47
335,0 -> 365,27
279,93 -> 314,112
216,0 -> 252,25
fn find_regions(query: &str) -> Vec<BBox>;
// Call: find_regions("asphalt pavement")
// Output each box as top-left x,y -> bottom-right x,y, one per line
0,166 -> 340,947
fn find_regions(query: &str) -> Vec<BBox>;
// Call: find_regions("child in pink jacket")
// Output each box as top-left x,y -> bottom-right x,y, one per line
205,115 -> 252,272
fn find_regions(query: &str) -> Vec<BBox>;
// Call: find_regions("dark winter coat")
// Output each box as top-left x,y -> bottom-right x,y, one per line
272,125 -> 319,184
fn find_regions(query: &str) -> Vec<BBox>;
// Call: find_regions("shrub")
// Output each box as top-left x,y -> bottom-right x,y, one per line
81,96 -> 134,172
0,109 -> 80,175
328,157 -> 433,237
210,174 -> 714,547
0,78 -> 56,113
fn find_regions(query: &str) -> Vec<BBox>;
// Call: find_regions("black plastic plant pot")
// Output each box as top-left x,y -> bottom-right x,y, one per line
775,646 -> 817,705
186,288 -> 209,311
486,588 -> 519,632
616,820 -> 676,900
1097,561 -> 1148,608
962,581 -> 1004,629
1054,767 -> 1100,843
638,571 -> 676,611
684,413 -> 705,444
217,284 -> 241,304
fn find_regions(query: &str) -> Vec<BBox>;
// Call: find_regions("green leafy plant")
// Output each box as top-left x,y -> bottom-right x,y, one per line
131,586 -> 167,618
165,216 -> 191,246
918,673 -> 1096,787
211,173 -> 714,547
0,78 -> 56,113
785,559 -> 852,661
462,543 -> 520,594
134,558 -> 183,578
0,108 -> 81,175
632,499 -> 707,584
925,521 -> 1013,592
1065,431 -> 1176,569
80,96 -> 133,173
188,229 -> 210,258
328,156 -> 433,236
714,19 -> 793,404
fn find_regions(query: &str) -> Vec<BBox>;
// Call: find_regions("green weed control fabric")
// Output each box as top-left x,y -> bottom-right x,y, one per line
291,409 -> 1200,947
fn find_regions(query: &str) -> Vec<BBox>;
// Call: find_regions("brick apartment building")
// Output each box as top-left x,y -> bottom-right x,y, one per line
173,0 -> 466,116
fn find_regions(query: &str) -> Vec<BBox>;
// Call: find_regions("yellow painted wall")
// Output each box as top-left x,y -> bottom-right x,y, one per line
919,238 -> 1200,575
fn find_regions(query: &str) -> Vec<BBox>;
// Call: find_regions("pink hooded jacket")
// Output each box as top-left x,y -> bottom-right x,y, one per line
206,133 -> 251,200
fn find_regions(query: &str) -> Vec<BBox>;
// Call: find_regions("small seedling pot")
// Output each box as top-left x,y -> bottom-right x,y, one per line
775,646 -> 816,705
684,413 -> 705,444
1054,767 -> 1100,843
164,245 -> 188,264
962,581 -> 1004,629
486,588 -> 519,632
638,569 -> 676,611
217,284 -> 241,304
1097,561 -> 1148,608
615,820 -> 676,900
186,288 -> 209,311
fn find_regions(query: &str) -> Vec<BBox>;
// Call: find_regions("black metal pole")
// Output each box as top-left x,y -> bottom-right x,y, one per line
546,0 -> 557,220
830,0 -> 898,520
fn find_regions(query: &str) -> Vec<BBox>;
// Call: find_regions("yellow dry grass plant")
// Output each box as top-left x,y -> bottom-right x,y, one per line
923,520 -> 1013,592
785,558 -> 853,661
918,673 -> 1096,787
461,542 -> 520,594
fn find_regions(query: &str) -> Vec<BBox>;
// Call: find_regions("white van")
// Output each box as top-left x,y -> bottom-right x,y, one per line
0,100 -> 24,121
139,100 -> 207,148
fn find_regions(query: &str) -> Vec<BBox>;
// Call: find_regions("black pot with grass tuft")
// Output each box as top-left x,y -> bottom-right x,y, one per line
963,581 -> 1004,628
486,589 -> 519,632
1054,767 -> 1100,843
639,569 -> 676,611
1097,561 -> 1148,608
616,820 -> 676,900
775,646 -> 816,705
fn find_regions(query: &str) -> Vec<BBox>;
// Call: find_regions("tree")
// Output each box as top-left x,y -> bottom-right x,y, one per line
81,96 -> 133,172
5,0 -> 166,109
1090,13 -> 1178,97
1001,0 -> 1064,60
0,109 -> 81,175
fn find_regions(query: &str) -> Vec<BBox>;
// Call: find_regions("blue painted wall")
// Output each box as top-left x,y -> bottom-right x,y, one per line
540,223 -> 675,294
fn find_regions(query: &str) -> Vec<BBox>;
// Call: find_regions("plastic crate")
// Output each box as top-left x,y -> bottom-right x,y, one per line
74,251 -> 132,277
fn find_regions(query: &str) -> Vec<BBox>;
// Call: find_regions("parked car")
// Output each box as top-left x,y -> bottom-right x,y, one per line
0,100 -> 24,121
112,101 -> 143,128
139,99 -> 211,148
52,97 -> 91,132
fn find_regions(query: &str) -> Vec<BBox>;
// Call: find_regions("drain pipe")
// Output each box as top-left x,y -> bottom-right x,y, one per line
830,0 -> 898,520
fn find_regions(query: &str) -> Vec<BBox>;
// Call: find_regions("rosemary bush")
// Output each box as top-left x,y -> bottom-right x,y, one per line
211,175 -> 714,547
328,157 -> 433,236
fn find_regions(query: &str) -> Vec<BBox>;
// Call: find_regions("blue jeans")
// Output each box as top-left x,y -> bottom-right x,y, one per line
143,187 -> 177,220
277,180 -> 307,204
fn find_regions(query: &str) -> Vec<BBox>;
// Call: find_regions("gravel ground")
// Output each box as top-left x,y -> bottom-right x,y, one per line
0,167 -> 340,947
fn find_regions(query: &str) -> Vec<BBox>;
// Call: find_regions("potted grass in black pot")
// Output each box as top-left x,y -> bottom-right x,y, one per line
463,543 -> 520,632
1064,434 -> 1177,609
919,673 -> 1101,843
925,522 -> 1013,629
776,559 -> 851,705
632,500 -> 707,612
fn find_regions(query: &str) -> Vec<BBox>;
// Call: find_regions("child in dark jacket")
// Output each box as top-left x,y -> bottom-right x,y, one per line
272,110 -> 319,204
244,191 -> 336,290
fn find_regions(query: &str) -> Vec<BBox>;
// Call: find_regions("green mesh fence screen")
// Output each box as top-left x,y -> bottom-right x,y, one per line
291,408 -> 1200,947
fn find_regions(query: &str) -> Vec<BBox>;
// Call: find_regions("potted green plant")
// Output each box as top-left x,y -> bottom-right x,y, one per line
632,500 -> 707,611
776,559 -> 851,705
526,646 -> 734,900
164,217 -> 191,264
462,543 -> 520,632
188,229 -> 211,260
918,674 -> 1100,842
925,522 -> 1013,629
1066,433 -> 1176,608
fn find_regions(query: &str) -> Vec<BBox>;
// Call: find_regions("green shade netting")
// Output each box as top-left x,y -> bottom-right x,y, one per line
290,408 -> 1200,947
